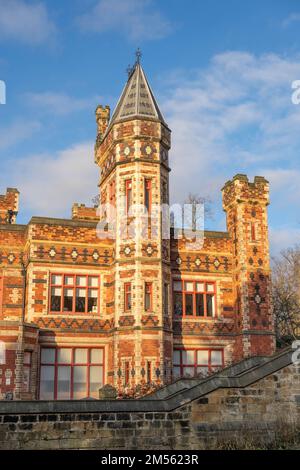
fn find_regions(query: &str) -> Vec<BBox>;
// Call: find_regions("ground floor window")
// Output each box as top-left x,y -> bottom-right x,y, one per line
173,348 -> 224,378
39,347 -> 104,400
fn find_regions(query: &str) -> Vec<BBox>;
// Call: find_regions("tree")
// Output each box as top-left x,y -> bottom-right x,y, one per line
182,193 -> 213,231
272,246 -> 300,346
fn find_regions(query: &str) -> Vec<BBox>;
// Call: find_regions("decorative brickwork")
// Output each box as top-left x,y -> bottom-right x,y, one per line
0,62 -> 275,401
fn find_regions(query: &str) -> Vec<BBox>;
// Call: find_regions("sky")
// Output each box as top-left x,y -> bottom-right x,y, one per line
0,0 -> 300,255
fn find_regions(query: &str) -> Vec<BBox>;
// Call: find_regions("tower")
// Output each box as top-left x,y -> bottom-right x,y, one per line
222,174 -> 275,360
95,56 -> 172,390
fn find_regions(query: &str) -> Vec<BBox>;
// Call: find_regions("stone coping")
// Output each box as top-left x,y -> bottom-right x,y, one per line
0,348 -> 293,415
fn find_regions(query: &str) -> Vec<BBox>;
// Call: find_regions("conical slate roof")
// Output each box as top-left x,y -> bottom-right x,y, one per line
108,62 -> 167,129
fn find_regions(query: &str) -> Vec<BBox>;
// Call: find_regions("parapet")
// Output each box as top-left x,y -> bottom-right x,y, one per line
222,174 -> 269,210
72,203 -> 99,222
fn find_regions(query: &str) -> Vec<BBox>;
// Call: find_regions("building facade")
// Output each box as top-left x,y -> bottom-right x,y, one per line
0,61 -> 275,400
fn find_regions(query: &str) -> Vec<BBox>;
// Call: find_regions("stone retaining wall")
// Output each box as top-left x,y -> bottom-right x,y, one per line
0,349 -> 299,450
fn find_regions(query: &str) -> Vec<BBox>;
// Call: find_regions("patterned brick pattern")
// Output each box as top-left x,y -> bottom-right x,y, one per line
0,68 -> 275,400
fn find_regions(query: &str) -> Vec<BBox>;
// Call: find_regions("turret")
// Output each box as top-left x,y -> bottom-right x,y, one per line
0,188 -> 19,224
222,174 -> 275,359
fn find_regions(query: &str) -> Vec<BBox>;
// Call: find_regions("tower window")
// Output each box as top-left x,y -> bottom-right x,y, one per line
173,280 -> 216,318
164,283 -> 169,316
125,180 -> 132,214
124,361 -> 130,386
251,222 -> 256,242
146,361 -> 152,383
124,283 -> 132,311
145,282 -> 152,311
144,179 -> 152,214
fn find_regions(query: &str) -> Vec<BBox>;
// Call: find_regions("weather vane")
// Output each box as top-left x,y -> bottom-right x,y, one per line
126,49 -> 142,78
135,48 -> 142,64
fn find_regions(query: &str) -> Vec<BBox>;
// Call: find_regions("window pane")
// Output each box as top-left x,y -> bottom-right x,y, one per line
88,289 -> 98,313
173,281 -> 182,291
74,348 -> 88,363
63,288 -> 73,312
197,366 -> 209,377
182,350 -> 194,365
207,294 -> 215,317
183,367 -> 195,377
184,282 -> 193,292
57,366 -> 71,399
173,367 -> 181,379
145,292 -> 151,310
207,284 -> 215,293
51,275 -> 62,285
23,367 -> 30,392
90,366 -> 103,398
88,277 -> 99,287
174,292 -> 183,315
173,350 -> 180,364
211,350 -> 223,366
51,287 -> 61,312
196,283 -> 205,292
41,348 -> 55,364
57,348 -> 72,364
40,366 -> 55,400
73,366 -> 87,399
76,288 -> 86,313
196,293 -> 204,316
65,276 -> 74,286
185,294 -> 193,315
197,350 -> 209,365
91,349 -> 103,364
76,276 -> 87,287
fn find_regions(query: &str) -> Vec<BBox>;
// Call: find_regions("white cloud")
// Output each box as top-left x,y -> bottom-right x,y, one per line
161,51 -> 300,204
0,0 -> 56,45
269,227 -> 300,255
23,92 -> 102,116
282,13 -> 300,28
77,0 -> 172,41
0,120 -> 41,151
7,142 -> 98,217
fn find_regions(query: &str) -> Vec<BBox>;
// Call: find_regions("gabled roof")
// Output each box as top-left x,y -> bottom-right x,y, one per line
107,62 -> 167,131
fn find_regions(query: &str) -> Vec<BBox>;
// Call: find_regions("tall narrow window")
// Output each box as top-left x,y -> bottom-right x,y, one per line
251,222 -> 256,242
164,283 -> 169,316
124,283 -> 132,311
144,179 -> 152,214
0,275 -> 3,318
145,282 -> 152,311
124,361 -> 130,386
23,351 -> 32,392
125,180 -> 132,214
146,361 -> 152,383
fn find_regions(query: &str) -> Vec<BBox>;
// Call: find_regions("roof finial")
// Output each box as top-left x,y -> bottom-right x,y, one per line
135,48 -> 142,65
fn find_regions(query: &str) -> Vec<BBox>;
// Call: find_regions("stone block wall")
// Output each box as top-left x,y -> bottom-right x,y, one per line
0,349 -> 298,450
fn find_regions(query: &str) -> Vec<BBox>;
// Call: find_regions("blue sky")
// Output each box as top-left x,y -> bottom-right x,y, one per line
1,0 -> 300,254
